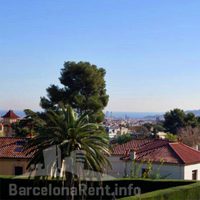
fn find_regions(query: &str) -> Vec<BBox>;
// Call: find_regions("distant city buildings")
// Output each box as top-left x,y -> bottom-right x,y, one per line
104,116 -> 156,139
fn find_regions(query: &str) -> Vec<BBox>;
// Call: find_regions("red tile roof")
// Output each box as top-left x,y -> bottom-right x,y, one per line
169,143 -> 200,164
112,139 -> 200,165
2,110 -> 20,119
136,143 -> 183,164
112,139 -> 153,155
0,137 -> 31,159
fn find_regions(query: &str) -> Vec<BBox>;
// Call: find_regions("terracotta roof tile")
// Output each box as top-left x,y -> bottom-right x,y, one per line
0,137 -> 31,159
170,143 -> 200,164
112,139 -> 153,155
2,110 -> 20,119
112,139 -> 200,165
136,144 -> 183,164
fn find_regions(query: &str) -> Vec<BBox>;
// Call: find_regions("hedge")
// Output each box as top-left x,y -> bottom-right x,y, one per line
119,181 -> 200,200
0,177 -> 196,200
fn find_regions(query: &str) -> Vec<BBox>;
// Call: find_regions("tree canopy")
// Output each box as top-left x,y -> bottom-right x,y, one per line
115,134 -> 132,144
40,61 -> 109,122
163,108 -> 200,134
12,109 -> 46,137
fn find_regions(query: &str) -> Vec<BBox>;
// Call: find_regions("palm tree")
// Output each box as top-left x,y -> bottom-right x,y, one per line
25,105 -> 111,183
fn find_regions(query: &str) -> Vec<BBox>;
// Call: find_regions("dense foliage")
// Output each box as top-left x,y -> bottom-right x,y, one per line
116,134 -> 132,144
119,181 -> 200,200
0,177 -> 195,200
163,109 -> 200,134
165,133 -> 178,142
25,105 -> 111,176
40,61 -> 109,122
11,109 -> 46,137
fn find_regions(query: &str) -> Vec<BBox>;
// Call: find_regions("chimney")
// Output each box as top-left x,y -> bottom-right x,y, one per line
130,149 -> 136,160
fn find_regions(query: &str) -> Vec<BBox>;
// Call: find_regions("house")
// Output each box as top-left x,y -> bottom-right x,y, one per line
108,139 -> 200,180
0,110 -> 20,137
157,132 -> 167,139
0,137 -> 30,176
0,123 -> 4,137
106,126 -> 119,138
119,127 -> 129,135
106,126 -> 129,139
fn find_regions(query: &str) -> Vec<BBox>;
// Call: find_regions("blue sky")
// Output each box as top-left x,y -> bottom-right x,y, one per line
1,0 -> 200,112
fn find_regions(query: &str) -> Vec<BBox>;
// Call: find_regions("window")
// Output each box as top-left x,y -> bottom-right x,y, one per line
14,147 -> 23,152
14,166 -> 23,175
192,170 -> 198,180
16,141 -> 26,146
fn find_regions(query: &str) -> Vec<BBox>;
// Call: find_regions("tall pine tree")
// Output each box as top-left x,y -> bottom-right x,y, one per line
40,61 -> 109,122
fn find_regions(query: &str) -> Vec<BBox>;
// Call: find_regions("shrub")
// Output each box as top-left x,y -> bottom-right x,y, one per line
0,177 -> 195,200
119,181 -> 200,200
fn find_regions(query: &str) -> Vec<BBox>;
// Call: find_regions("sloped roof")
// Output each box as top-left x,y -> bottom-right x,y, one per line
135,141 -> 183,164
0,137 -> 31,159
112,139 -> 153,155
112,139 -> 200,165
2,110 -> 20,119
169,143 -> 200,164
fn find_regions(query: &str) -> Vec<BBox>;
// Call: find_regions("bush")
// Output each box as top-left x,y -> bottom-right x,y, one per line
116,134 -> 132,144
165,133 -> 177,142
0,177 -> 195,200
119,181 -> 200,200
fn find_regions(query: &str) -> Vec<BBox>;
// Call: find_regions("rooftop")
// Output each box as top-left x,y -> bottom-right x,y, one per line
2,110 -> 20,119
0,137 -> 31,159
112,139 -> 200,165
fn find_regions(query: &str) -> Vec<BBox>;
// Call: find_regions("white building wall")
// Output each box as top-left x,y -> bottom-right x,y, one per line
157,132 -> 167,139
184,163 -> 200,180
120,127 -> 129,135
132,162 -> 184,179
108,129 -> 119,138
108,156 -> 185,179
107,156 -> 126,178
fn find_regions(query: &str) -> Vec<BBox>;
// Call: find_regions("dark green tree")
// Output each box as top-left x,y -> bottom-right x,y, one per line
163,109 -> 200,134
116,134 -> 132,144
152,124 -> 165,134
12,120 -> 30,137
163,109 -> 186,134
185,112 -> 199,127
40,61 -> 109,122
12,109 -> 45,137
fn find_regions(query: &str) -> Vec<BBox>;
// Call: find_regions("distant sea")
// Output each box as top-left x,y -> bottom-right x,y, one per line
106,109 -> 200,119
1,109 -> 200,120
0,110 -> 162,119
105,111 -> 164,119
